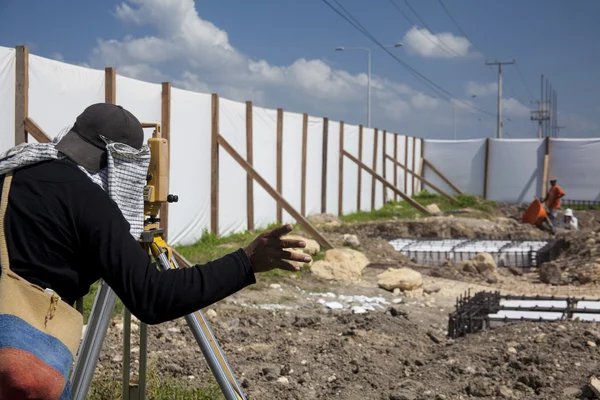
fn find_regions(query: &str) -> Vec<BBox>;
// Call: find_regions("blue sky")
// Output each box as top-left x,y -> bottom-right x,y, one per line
1,0 -> 599,139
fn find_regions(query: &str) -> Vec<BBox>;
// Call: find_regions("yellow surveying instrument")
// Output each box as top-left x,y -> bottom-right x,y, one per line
69,123 -> 246,400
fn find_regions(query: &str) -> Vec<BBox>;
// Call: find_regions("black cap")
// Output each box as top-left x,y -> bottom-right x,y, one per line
56,103 -> 144,173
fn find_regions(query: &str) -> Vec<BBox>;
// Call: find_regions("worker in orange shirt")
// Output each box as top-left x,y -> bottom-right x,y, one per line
540,176 -> 566,229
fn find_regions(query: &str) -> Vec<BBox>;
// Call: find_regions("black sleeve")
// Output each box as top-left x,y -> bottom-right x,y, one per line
76,189 -> 256,325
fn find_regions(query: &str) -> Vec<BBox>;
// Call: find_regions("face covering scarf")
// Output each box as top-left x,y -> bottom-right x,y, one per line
0,125 -> 150,400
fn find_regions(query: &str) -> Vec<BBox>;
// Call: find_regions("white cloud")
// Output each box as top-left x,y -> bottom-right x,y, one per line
402,26 -> 475,59
80,0 -> 500,136
465,81 -> 497,97
502,97 -> 530,117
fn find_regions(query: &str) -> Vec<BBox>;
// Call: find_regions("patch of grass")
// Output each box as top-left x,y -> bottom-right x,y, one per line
174,222 -> 300,265
82,281 -> 124,324
339,191 -> 497,223
87,364 -> 222,400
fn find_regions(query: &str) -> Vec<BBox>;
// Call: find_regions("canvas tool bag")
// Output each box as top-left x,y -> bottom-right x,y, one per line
0,171 -> 83,399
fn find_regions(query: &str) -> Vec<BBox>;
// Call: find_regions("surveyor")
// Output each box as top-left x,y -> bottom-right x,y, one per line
540,177 -> 566,229
0,103 -> 311,399
561,208 -> 578,230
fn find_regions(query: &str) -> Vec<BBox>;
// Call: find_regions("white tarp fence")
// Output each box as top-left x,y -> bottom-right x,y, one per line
1,47 -> 598,246
423,137 -> 600,204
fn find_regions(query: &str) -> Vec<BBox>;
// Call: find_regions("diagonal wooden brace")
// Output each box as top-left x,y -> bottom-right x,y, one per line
217,135 -> 335,250
342,150 -> 431,216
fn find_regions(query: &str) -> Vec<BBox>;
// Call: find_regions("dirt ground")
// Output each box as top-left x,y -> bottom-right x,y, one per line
91,205 -> 600,399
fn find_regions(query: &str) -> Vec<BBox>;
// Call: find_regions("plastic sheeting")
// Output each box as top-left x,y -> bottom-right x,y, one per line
549,138 -> 600,202
422,139 -> 486,196
486,139 -> 545,203
2,46 -> 600,246
29,54 -> 105,140
0,47 -> 15,150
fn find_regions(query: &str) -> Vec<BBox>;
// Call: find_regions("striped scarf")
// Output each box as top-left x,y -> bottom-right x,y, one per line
0,125 -> 151,238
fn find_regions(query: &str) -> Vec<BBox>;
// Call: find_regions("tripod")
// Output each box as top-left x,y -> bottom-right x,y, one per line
68,121 -> 246,399
68,221 -> 246,399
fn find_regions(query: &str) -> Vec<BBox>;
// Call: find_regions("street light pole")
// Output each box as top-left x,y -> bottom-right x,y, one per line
335,43 -> 403,128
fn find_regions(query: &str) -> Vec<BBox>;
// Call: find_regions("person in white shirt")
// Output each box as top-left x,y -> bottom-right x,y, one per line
561,208 -> 578,230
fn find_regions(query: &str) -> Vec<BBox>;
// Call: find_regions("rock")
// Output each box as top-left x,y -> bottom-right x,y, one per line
310,248 -> 369,282
166,363 -> 183,374
467,377 -> 495,397
327,375 -> 337,383
262,366 -> 281,381
276,376 -> 289,384
389,390 -> 416,400
539,263 -> 563,284
590,376 -> 600,397
508,266 -> 523,276
324,301 -> 343,310
393,288 -> 401,296
282,234 -> 320,256
423,285 -> 441,294
307,213 -> 341,227
206,309 -> 217,318
377,268 -> 423,291
269,283 -> 282,289
471,252 -> 497,275
497,385 -> 516,399
426,204 -> 442,216
343,234 -> 361,247
562,387 -> 581,397
461,262 -> 479,275
587,340 -> 597,348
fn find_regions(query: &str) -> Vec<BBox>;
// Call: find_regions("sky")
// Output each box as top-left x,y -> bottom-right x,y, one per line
1,0 -> 599,140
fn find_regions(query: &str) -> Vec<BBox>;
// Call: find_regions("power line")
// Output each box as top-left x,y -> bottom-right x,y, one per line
437,0 -> 536,106
401,0 -> 464,58
322,0 -> 495,118
387,0 -> 456,58
436,0 -> 484,54
515,62 -> 536,101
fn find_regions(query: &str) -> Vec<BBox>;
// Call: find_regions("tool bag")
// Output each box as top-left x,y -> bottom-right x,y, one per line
0,171 -> 83,400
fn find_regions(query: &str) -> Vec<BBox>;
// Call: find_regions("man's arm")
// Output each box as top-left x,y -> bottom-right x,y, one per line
76,186 -> 310,325
78,194 -> 256,325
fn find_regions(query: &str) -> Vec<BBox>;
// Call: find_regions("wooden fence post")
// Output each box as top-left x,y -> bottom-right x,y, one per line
394,133 -> 398,201
404,135 -> 409,194
419,139 -> 425,193
358,125 -> 363,211
321,117 -> 328,214
105,67 -> 116,104
15,45 -> 29,145
371,128 -> 378,210
301,113 -> 308,216
160,82 -> 171,241
246,101 -> 254,232
211,93 -> 219,235
338,121 -> 344,216
276,108 -> 283,223
483,137 -> 491,200
382,130 -> 387,204
542,137 -> 551,197
412,136 -> 417,195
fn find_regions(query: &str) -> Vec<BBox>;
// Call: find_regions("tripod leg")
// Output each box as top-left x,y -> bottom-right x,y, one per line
154,251 -> 245,400
69,280 -> 118,400
139,321 -> 148,398
123,309 -> 132,400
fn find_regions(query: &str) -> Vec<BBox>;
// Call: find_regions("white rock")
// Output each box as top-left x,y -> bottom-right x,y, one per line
206,309 -> 218,318
324,301 -> 344,310
392,298 -> 403,304
343,234 -> 361,247
351,306 -> 367,314
168,327 -> 181,333
301,360 -> 308,365
277,377 -> 289,384
270,284 -> 282,289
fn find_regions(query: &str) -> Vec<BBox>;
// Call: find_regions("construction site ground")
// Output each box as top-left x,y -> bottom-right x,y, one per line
87,198 -> 600,400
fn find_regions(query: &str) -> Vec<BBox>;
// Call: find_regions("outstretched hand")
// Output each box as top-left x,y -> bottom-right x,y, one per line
244,224 -> 312,273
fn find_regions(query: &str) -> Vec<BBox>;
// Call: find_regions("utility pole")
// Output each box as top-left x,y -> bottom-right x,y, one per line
485,59 -> 515,138
530,74 -> 553,139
